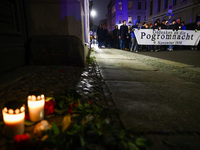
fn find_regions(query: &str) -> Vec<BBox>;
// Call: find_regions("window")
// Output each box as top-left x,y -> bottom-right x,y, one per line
119,2 -> 122,10
173,0 -> 177,5
145,2 -> 147,10
112,5 -> 116,14
164,0 -> 168,9
157,0 -> 161,12
128,16 -> 132,23
128,2 -> 132,10
137,16 -> 141,22
119,16 -> 122,24
138,2 -> 141,10
150,0 -> 153,16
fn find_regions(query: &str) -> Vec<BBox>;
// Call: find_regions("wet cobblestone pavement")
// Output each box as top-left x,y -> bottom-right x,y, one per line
76,62 -> 122,129
0,61 -> 123,149
0,66 -> 83,112
0,63 -> 120,123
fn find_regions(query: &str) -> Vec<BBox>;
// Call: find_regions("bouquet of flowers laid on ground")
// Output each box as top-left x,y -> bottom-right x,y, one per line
14,89 -> 152,150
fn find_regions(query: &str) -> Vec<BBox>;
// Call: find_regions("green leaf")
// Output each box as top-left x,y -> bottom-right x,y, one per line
120,141 -> 128,149
24,120 -> 35,126
54,109 -> 66,115
96,122 -> 101,129
128,142 -> 139,150
80,136 -> 85,147
51,123 -> 60,135
58,100 -> 65,109
46,97 -> 54,101
135,137 -> 148,147
119,130 -> 126,139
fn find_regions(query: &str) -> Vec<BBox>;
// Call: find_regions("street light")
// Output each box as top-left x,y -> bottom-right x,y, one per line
91,10 -> 96,18
90,10 -> 96,45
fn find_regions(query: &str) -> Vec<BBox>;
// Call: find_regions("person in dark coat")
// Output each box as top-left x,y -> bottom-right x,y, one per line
130,20 -> 139,52
168,19 -> 176,51
195,20 -> 200,30
141,22 -> 146,29
192,20 -> 200,50
175,18 -> 182,30
103,25 -> 109,48
156,19 -> 161,29
97,24 -> 104,48
152,22 -> 161,52
161,19 -> 167,29
113,25 -> 120,49
181,21 -> 187,30
119,20 -> 128,50
126,27 -> 131,50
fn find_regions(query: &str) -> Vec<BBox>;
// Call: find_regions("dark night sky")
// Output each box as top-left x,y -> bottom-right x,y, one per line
93,0 -> 110,25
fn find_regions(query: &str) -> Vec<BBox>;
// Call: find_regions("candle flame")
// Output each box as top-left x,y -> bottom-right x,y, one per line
8,109 -> 14,114
41,94 -> 45,100
15,109 -> 20,114
3,107 -> 7,113
37,96 -> 41,100
28,95 -> 32,100
32,95 -> 36,101
20,106 -> 25,112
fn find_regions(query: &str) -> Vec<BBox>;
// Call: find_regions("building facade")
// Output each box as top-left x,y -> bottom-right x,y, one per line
0,0 -> 91,73
107,0 -> 147,31
146,0 -> 200,25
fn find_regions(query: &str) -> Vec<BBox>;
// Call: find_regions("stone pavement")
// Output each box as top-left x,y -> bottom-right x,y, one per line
1,46 -> 200,149
91,46 -> 200,150
0,61 -> 120,149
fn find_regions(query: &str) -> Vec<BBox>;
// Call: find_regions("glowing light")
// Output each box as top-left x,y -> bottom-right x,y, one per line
2,105 -> 25,138
91,10 -> 96,17
28,95 -> 45,122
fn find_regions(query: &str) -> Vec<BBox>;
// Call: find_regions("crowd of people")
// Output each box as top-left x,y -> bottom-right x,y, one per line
96,19 -> 200,52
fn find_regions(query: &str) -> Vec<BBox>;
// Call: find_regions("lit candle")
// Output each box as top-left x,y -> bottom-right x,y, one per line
27,94 -> 45,122
2,105 -> 25,139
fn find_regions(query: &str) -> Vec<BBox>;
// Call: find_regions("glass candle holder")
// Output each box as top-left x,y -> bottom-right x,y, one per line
2,105 -> 25,139
27,95 -> 45,122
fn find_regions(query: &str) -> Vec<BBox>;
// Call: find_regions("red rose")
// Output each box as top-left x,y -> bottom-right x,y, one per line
88,101 -> 92,104
74,102 -> 79,106
67,108 -> 73,114
46,105 -> 55,115
45,100 -> 55,115
70,104 -> 73,108
14,134 -> 31,150
44,100 -> 55,110
25,113 -> 30,120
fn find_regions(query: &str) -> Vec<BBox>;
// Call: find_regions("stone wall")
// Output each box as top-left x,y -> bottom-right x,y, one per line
30,35 -> 84,67
0,0 -> 27,73
28,0 -> 87,67
0,0 -> 89,73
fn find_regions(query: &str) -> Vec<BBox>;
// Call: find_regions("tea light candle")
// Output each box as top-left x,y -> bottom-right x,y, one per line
28,94 -> 45,122
2,105 -> 25,139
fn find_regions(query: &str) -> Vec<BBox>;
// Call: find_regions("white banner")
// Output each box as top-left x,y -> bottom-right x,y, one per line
134,29 -> 200,45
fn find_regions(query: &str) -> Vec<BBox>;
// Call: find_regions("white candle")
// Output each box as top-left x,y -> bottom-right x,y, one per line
2,105 -> 25,139
28,94 -> 45,122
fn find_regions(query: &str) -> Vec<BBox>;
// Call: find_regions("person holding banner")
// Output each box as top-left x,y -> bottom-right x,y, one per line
168,19 -> 177,51
130,20 -> 139,52
119,20 -> 128,50
152,22 -> 161,52
192,20 -> 200,50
